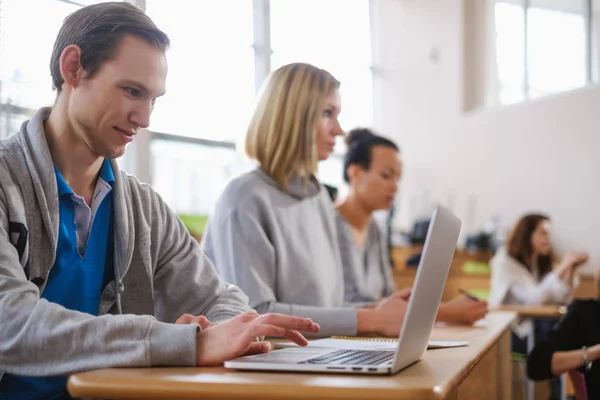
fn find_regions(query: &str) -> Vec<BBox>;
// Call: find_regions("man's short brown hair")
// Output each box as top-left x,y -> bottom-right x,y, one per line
50,1 -> 170,93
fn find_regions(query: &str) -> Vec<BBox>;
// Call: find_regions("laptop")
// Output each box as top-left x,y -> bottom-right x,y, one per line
224,204 -> 462,375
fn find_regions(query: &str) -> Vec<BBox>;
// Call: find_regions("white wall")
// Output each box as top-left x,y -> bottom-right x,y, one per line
371,0 -> 600,272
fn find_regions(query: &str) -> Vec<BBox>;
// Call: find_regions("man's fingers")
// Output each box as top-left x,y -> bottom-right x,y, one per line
243,341 -> 272,356
175,314 -> 216,330
175,314 -> 195,324
254,314 -> 320,333
245,324 -> 309,345
246,324 -> 309,347
195,316 -> 214,330
246,324 -> 288,342
281,329 -> 309,347
237,311 -> 260,323
394,288 -> 412,301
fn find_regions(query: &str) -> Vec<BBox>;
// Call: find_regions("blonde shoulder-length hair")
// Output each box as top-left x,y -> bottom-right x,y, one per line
245,63 -> 340,189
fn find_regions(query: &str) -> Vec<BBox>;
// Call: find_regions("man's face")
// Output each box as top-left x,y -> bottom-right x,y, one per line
67,35 -> 167,158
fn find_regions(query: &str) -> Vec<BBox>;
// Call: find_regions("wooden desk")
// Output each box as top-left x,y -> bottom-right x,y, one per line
392,246 -> 492,301
394,268 -> 490,301
497,305 -> 566,319
574,274 -> 598,299
391,247 -> 493,273
68,311 -> 516,400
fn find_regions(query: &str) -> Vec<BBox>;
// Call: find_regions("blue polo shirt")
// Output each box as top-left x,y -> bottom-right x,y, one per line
0,159 -> 115,400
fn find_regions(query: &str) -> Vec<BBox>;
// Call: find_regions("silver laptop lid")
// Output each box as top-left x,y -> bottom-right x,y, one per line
390,204 -> 462,373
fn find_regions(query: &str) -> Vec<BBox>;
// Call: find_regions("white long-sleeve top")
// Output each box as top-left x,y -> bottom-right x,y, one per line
488,247 -> 575,338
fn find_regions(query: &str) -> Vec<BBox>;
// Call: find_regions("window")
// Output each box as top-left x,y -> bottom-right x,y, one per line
0,0 -> 80,137
0,0 -> 121,138
143,0 -> 258,214
527,0 -> 587,98
150,139 -> 253,215
490,0 -> 596,105
318,156 -> 345,194
0,1 -> 374,215
145,0 -> 256,142
494,1 -> 526,104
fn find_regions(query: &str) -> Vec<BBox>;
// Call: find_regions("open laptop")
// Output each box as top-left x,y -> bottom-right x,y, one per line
224,204 -> 462,375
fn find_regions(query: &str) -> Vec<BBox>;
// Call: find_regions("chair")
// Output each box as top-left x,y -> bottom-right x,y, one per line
178,214 -> 208,242
512,352 -> 528,400
568,370 -> 587,400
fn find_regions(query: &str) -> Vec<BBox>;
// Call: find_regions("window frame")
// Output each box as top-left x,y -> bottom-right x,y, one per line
0,0 -> 373,193
0,0 -> 139,138
494,0 -> 596,103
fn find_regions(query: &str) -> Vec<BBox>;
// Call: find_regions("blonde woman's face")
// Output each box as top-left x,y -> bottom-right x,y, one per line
316,89 -> 344,161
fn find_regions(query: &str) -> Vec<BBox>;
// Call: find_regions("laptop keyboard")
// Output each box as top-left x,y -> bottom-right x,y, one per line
299,349 -> 395,366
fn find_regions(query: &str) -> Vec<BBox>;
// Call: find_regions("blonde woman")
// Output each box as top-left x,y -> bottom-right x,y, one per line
202,63 -> 409,337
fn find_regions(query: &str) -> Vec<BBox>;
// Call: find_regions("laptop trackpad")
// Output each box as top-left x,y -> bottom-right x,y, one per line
234,347 -> 336,364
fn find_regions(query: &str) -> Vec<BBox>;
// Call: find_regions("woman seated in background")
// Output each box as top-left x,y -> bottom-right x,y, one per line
202,63 -> 411,338
527,297 -> 600,399
336,128 -> 488,325
488,213 -> 588,352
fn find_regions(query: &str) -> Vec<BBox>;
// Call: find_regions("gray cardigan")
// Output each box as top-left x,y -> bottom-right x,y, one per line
0,108 -> 251,382
335,212 -> 396,303
202,169 -> 358,337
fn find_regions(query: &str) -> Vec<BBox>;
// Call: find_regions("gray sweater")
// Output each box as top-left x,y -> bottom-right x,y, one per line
335,212 -> 396,303
202,169 -> 358,336
0,108 -> 251,382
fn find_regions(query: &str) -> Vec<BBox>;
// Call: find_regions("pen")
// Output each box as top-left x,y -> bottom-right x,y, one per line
458,288 -> 482,302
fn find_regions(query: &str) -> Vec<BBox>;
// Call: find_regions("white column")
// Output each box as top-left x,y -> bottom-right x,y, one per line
253,0 -> 271,91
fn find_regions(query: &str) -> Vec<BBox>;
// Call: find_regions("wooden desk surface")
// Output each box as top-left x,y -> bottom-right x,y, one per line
497,305 -> 566,319
394,268 -> 490,278
68,311 -> 516,400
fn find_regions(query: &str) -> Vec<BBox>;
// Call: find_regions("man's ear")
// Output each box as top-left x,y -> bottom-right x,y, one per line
59,44 -> 85,90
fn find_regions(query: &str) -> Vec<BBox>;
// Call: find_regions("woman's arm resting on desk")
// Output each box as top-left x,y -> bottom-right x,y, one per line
527,301 -> 587,380
549,345 -> 600,376
257,294 -> 410,338
203,204 -> 412,338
